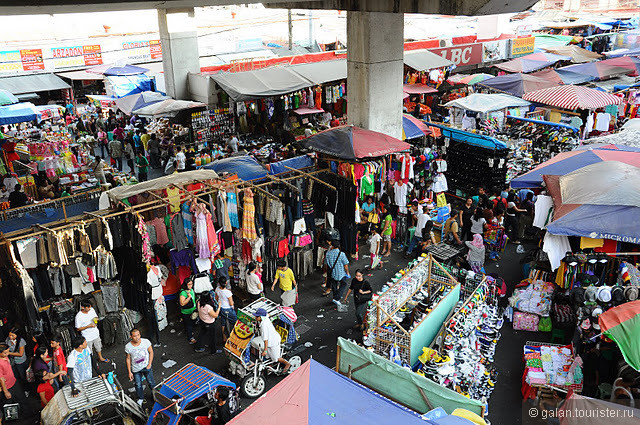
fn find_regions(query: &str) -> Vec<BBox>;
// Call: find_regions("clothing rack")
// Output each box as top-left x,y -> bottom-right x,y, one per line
283,165 -> 337,191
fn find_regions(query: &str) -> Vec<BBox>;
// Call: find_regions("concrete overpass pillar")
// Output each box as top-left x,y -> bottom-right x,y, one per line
157,8 -> 200,99
347,11 -> 404,139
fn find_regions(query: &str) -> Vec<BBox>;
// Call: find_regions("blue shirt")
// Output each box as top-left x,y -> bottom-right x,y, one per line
362,202 -> 375,213
325,248 -> 349,281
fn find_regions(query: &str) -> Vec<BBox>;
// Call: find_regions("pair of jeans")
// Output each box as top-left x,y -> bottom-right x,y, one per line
133,368 -> 156,401
331,277 -> 349,302
355,302 -> 368,324
505,215 -> 519,241
182,312 -> 195,340
195,322 -> 218,352
220,308 -> 237,334
407,236 -> 423,254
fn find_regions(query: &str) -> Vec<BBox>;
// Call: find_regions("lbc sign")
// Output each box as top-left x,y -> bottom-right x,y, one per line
430,43 -> 483,66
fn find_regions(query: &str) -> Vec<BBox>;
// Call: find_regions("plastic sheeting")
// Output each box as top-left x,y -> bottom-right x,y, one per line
267,155 -> 314,175
0,102 -> 40,124
559,161 -> 640,207
107,169 -> 219,201
336,338 -> 484,416
443,93 -> 530,113
105,75 -> 153,98
203,155 -> 267,181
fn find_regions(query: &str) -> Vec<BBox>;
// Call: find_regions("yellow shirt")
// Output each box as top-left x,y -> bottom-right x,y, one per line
166,187 -> 181,213
276,268 -> 295,291
141,134 -> 151,151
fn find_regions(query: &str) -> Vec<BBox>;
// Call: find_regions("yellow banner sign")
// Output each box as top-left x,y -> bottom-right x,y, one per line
224,320 -> 253,359
511,37 -> 535,57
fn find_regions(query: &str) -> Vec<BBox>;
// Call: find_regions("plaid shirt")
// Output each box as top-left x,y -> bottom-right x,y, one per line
325,248 -> 348,281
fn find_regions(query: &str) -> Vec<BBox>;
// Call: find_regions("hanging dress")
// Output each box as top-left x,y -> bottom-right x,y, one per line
206,213 -> 221,257
227,190 -> 240,228
242,188 -> 258,240
217,191 -> 232,232
181,202 -> 194,245
195,211 -> 210,258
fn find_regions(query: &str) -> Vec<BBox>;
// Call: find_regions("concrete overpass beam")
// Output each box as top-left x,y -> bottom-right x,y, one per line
347,11 -> 404,139
157,8 -> 200,99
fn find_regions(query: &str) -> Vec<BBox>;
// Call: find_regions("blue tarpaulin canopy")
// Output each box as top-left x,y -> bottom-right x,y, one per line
106,75 -> 154,98
267,155 -> 314,175
428,123 -> 508,150
203,155 -> 268,181
0,102 -> 40,124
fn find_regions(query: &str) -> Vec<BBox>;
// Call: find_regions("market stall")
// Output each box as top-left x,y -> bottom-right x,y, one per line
476,73 -> 559,98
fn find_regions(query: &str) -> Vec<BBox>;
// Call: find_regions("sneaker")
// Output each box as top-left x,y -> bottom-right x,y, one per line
137,399 -> 144,407
194,348 -> 205,353
332,299 -> 342,306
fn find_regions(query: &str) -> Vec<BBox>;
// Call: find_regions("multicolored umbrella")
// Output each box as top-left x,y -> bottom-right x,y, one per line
495,52 -> 571,73
522,84 -> 622,110
558,61 -> 632,80
599,300 -> 640,371
458,73 -> 493,85
300,125 -> 410,159
402,114 -> 432,140
87,62 -> 148,76
531,69 -> 595,85
543,45 -> 602,63
477,73 -> 559,97
0,89 -> 19,106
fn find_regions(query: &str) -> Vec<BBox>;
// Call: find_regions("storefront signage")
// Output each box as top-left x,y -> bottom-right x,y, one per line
52,45 -> 103,68
482,40 -> 509,62
0,50 -> 22,72
429,43 -> 483,66
511,37 -> 535,57
123,40 -> 161,62
149,40 -> 162,60
224,320 -> 253,359
20,49 -> 45,71
516,25 -> 533,38
589,233 -> 639,244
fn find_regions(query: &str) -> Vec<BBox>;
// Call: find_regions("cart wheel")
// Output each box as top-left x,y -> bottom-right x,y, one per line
241,374 -> 266,398
288,356 -> 302,373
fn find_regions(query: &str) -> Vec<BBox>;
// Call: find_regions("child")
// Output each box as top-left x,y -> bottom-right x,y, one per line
368,227 -> 382,270
0,184 -> 9,203
271,259 -> 297,306
35,370 -> 55,408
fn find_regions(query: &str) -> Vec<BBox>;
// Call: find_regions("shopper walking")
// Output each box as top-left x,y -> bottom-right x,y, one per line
135,150 -> 149,182
67,336 -> 103,396
123,138 -> 135,173
342,270 -> 372,330
271,259 -> 297,307
0,343 -> 26,409
5,327 -> 28,385
459,198 -> 474,241
148,134 -> 161,169
245,262 -> 263,301
466,234 -> 486,273
92,156 -> 107,185
470,207 -> 487,237
108,138 -> 123,170
194,292 -> 221,354
75,301 -> 109,363
504,201 -> 527,244
324,239 -> 350,308
367,227 -> 382,270
97,129 -> 108,157
179,278 -> 197,344
125,329 -> 155,406
175,146 -> 186,172
407,205 -> 431,256
215,277 -> 237,337
380,205 -> 393,257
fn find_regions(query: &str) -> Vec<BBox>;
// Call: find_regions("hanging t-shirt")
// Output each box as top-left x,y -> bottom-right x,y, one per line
594,113 -> 611,132
67,347 -> 93,383
393,182 -> 408,213
124,339 -> 152,373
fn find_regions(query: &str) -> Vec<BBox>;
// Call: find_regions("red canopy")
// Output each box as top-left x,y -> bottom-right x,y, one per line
522,85 -> 622,110
301,125 -> 410,159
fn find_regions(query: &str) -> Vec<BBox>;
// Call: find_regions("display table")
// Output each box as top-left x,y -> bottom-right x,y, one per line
523,341 -> 583,394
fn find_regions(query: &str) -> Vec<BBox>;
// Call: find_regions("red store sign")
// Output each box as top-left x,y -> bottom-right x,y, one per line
429,43 -> 483,66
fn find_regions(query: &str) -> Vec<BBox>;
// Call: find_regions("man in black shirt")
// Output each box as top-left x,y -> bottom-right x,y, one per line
212,386 -> 232,424
8,184 -> 28,209
343,270 -> 373,330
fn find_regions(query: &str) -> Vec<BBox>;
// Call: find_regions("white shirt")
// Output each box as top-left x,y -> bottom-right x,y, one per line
67,347 -> 93,383
75,308 -> 100,341
368,233 -> 382,255
3,177 -> 18,194
393,182 -> 408,213
595,113 -> 611,132
215,287 -> 233,309
176,152 -> 186,170
125,339 -> 152,373
227,137 -> 239,152
259,318 -> 281,348
470,217 -> 486,235
246,273 -> 262,295
415,212 -> 432,235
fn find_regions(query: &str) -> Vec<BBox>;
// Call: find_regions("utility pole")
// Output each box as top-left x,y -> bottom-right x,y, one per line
308,10 -> 313,48
288,9 -> 293,50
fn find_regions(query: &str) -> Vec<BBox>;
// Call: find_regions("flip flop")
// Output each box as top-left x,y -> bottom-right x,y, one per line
100,358 -> 110,363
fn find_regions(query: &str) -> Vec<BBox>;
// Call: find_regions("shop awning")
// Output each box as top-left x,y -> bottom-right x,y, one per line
0,73 -> 70,95
0,102 -> 41,125
210,67 -> 313,101
477,73 -> 559,97
15,93 -> 39,101
444,93 -> 530,113
404,50 -> 453,72
289,59 -> 346,85
131,99 -> 205,117
403,84 -> 438,94
107,169 -> 219,201
301,125 -> 410,160
202,155 -> 267,181
56,70 -> 105,81
428,123 -> 507,150
522,85 -> 622,110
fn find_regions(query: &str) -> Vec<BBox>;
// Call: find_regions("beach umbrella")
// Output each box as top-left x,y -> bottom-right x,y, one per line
402,114 -> 432,140
522,85 -> 622,110
558,61 -> 632,80
599,300 -> 640,371
458,73 -> 494,85
115,91 -> 168,115
495,52 -> 571,73
543,45 -> 602,63
0,89 -> 19,106
88,62 -> 148,76
477,73 -> 559,97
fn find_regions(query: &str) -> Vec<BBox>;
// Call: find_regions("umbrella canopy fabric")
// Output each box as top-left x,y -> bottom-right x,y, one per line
510,146 -> 640,188
403,83 -> 438,94
444,93 -> 531,113
558,62 -> 632,80
494,52 -> 570,73
543,45 -> 602,63
228,359 -> 429,425
530,68 -> 595,85
202,155 -> 267,181
88,63 -> 148,76
402,114 -> 431,140
559,161 -> 640,207
605,47 -> 640,58
600,56 -> 640,76
0,89 -> 18,106
559,392 -> 640,424
599,301 -> 640,371
293,106 -> 324,115
622,118 -> 640,130
457,73 -> 493,85
477,73 -> 559,97
522,85 -> 622,110
0,102 -> 40,125
132,99 -> 206,117
300,125 -> 410,160
579,129 -> 640,149
107,170 -> 219,201
115,91 -> 168,115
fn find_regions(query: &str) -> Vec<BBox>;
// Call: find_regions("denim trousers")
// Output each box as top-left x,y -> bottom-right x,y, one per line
133,368 -> 156,400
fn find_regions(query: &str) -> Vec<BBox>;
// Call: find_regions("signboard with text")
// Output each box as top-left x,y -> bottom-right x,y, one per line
0,50 -> 22,72
149,40 -> 162,60
511,37 -> 535,57
20,49 -> 45,71
52,45 -> 103,68
83,45 -> 103,66
429,43 -> 483,66
123,40 -> 161,62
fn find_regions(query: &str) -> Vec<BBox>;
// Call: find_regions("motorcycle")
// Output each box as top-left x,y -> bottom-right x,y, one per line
240,344 -> 302,398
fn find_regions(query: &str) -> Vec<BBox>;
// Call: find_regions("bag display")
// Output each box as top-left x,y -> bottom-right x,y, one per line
512,311 -> 540,331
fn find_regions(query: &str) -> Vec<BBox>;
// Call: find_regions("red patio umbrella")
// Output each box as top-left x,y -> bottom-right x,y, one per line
522,85 -> 622,110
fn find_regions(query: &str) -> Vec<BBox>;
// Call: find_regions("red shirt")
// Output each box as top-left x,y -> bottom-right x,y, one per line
0,357 -> 16,389
330,119 -> 340,128
53,347 -> 67,373
37,382 -> 55,407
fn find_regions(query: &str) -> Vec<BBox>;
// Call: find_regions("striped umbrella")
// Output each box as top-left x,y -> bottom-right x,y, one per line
402,114 -> 431,140
458,73 -> 493,85
522,85 -> 622,110
599,300 -> 640,371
